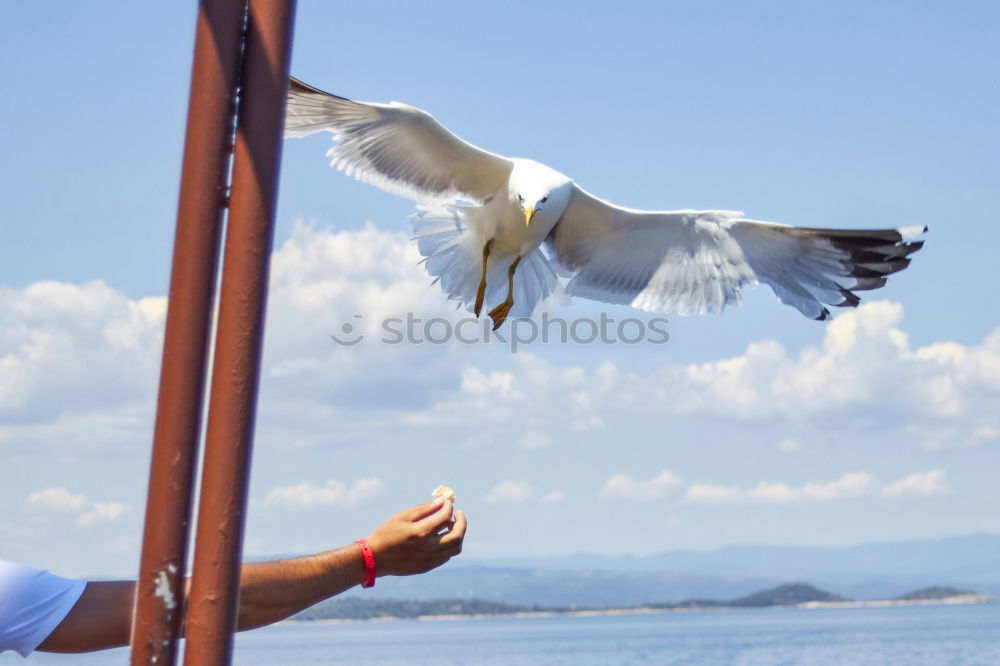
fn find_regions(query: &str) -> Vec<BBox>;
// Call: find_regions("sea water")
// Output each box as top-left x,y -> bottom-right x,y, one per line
6,603 -> 999,665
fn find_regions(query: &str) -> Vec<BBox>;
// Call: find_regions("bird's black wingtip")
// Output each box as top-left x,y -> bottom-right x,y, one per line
288,76 -> 351,102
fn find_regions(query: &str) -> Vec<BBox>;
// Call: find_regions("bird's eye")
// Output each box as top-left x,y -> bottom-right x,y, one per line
540,196 -> 548,204
517,194 -> 524,202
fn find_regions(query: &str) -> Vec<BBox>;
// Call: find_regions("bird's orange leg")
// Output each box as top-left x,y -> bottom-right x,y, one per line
487,255 -> 521,330
473,239 -> 493,317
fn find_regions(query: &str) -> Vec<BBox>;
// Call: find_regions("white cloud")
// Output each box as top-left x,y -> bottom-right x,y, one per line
0,401 -> 155,450
260,477 -> 384,510
386,302 -> 1000,451
1,223 -> 994,572
881,469 -> 950,498
0,519 -> 33,542
483,480 -> 564,504
782,472 -> 879,502
483,481 -> 535,503
459,432 -> 495,450
260,221 -> 470,421
658,302 -> 1000,421
684,483 -> 744,503
916,425 -> 999,450
0,224 -> 469,456
24,487 -> 129,525
7,219 -> 999,463
79,502 -> 128,526
103,535 -> 139,554
518,431 -> 553,449
601,469 -> 683,502
982,520 -> 1000,534
971,426 -> 1000,444
776,438 -> 801,453
25,488 -> 88,512
568,393 -> 605,431
918,427 -> 958,451
571,415 -> 605,431
684,471 -> 943,504
267,221 -> 451,333
0,281 -> 164,430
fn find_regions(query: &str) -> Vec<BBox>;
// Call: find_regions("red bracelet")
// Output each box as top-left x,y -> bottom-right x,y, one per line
355,539 -> 376,588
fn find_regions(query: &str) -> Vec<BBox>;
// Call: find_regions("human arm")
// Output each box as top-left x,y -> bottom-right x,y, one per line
37,498 -> 466,652
236,498 -> 465,630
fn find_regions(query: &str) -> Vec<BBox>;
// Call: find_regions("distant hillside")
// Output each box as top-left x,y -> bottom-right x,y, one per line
295,597 -> 541,621
474,533 -> 1000,582
454,532 -> 1000,602
896,586 -> 975,601
730,583 -> 846,607
295,583 -> 986,621
348,564 -> 773,607
257,533 -> 1000,608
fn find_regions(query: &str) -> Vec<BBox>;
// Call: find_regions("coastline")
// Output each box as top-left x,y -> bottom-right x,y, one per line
287,594 -> 994,625
798,593 -> 992,609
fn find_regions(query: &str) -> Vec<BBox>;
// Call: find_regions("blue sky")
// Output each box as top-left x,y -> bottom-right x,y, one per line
1,2 -> 998,578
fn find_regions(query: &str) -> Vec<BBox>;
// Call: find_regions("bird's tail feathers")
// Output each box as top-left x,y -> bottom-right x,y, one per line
411,204 -> 560,320
731,220 -> 927,320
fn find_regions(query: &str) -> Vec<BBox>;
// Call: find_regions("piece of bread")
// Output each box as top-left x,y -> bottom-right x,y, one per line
431,485 -> 456,502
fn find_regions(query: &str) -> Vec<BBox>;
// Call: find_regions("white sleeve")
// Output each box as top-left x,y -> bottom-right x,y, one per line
0,559 -> 87,657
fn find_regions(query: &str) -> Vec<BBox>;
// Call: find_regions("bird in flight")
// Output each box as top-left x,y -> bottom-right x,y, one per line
285,78 -> 925,330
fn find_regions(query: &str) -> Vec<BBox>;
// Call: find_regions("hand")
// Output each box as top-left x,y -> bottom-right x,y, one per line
365,499 -> 467,578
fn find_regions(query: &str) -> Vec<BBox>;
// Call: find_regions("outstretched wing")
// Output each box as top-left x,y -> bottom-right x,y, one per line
285,78 -> 512,204
546,185 -> 925,320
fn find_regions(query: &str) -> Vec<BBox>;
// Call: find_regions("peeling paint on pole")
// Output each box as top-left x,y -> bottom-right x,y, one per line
183,1 -> 297,664
153,566 -> 179,611
130,1 -> 246,664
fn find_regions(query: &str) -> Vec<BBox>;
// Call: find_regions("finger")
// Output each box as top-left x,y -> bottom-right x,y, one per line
439,510 -> 467,546
428,550 -> 458,571
439,532 -> 464,555
416,499 -> 453,533
404,499 -> 444,522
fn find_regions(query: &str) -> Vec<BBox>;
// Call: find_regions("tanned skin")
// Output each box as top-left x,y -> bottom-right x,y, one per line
38,499 -> 466,653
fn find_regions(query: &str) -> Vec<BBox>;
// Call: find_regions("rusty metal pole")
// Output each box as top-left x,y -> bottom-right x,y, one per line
130,1 -> 245,664
182,0 -> 296,663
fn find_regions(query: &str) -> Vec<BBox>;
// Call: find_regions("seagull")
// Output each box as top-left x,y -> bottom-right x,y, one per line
284,77 -> 925,329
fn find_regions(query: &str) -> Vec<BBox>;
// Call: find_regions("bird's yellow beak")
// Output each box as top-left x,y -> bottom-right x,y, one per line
524,206 -> 535,227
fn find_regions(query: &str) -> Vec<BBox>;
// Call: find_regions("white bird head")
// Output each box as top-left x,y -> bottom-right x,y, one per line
508,159 -> 573,227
